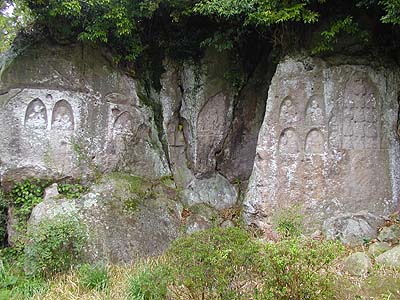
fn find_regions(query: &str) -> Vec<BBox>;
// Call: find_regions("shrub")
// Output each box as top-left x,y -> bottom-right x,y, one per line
126,227 -> 344,300
9,180 -> 46,229
272,206 -> 304,238
166,227 -> 261,300
260,237 -> 344,300
78,263 -> 109,291
24,216 -> 87,277
128,262 -> 171,300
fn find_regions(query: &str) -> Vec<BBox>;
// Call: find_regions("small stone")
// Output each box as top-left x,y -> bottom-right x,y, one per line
343,252 -> 372,276
221,220 -> 235,228
186,215 -> 212,234
376,245 -> 400,268
311,230 -> 323,240
378,224 -> 400,243
44,183 -> 59,200
368,242 -> 392,257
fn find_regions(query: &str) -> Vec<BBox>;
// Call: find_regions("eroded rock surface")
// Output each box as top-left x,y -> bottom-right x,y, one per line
244,56 -> 400,242
0,42 -> 170,187
29,174 -> 182,263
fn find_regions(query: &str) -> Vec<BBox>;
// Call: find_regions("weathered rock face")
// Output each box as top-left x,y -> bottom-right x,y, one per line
2,38 -> 400,254
0,42 -> 170,187
29,175 -> 182,263
244,56 -> 400,242
216,55 -> 271,183
1,42 -> 271,258
159,50 -> 268,210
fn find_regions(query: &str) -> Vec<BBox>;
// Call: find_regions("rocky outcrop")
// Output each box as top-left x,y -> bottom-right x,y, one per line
0,42 -> 170,188
1,41 -> 272,259
159,50 -> 269,210
2,37 -> 400,257
29,175 -> 182,263
244,56 -> 400,243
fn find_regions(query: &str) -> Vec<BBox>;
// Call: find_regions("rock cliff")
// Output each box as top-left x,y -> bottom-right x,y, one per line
1,41 -> 399,260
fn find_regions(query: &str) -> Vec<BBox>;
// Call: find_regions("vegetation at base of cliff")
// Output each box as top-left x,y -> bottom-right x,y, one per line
135,227 -> 344,300
0,225 -> 400,299
0,216 -> 87,299
2,179 -> 47,239
24,216 -> 87,277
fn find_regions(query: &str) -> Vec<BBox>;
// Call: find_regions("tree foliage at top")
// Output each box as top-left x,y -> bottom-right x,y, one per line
1,0 -> 400,62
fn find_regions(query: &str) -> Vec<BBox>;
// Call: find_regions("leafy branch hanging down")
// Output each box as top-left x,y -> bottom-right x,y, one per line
3,0 -> 400,62
380,0 -> 400,24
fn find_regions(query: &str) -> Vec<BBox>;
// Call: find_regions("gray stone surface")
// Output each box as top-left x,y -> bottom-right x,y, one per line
44,183 -> 59,200
6,206 -> 18,246
186,214 -> 212,234
183,173 -> 238,210
378,224 -> 400,243
159,52 -> 242,211
179,50 -> 235,178
244,56 -> 400,239
29,174 -> 182,263
376,245 -> 400,268
323,212 -> 382,245
343,252 -> 372,276
0,42 -> 170,188
368,242 -> 391,257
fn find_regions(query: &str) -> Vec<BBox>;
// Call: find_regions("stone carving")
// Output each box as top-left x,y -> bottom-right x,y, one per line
305,96 -> 324,125
328,114 -> 340,149
279,128 -> 299,154
113,112 -> 133,135
342,76 -> 379,150
195,92 -> 229,175
279,97 -> 298,124
51,100 -> 74,130
305,129 -> 324,154
244,58 -> 397,245
25,99 -> 47,129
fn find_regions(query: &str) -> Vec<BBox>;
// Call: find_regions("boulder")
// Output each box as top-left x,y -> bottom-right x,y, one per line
378,224 -> 400,243
182,173 -> 238,210
323,212 -> 381,245
376,245 -> 400,268
343,252 -> 372,276
29,174 -> 182,263
44,183 -> 59,200
368,242 -> 392,257
186,214 -> 212,234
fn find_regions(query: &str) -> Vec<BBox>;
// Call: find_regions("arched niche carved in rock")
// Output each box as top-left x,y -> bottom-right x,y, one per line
197,92 -> 228,136
25,99 -> 47,129
113,111 -> 133,135
343,74 -> 379,150
51,100 -> 74,130
279,97 -> 298,124
278,128 -> 299,155
305,129 -> 324,154
305,96 -> 324,126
